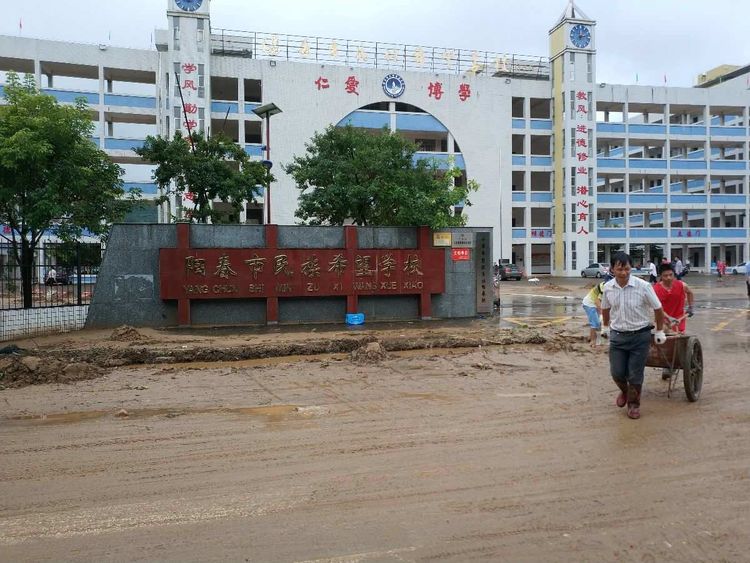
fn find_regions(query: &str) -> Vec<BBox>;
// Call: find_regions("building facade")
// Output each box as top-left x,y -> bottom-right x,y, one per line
1,0 -> 748,275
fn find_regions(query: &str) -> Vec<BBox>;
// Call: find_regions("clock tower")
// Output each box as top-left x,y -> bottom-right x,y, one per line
164,0 -> 211,137
160,0 -> 212,220
549,1 -> 596,276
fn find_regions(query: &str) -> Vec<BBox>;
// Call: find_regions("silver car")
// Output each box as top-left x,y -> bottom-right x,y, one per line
580,262 -> 609,278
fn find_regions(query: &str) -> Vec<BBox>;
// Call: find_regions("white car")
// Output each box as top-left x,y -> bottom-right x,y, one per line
730,262 -> 747,275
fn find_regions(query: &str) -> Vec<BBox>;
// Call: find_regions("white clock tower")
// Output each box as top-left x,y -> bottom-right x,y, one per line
549,1 -> 597,276
159,0 -> 212,220
164,0 -> 211,137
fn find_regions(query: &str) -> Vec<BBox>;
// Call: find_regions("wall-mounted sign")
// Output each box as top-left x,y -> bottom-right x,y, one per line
452,248 -> 471,261
433,232 -> 452,247
382,73 -> 406,98
452,232 -> 475,248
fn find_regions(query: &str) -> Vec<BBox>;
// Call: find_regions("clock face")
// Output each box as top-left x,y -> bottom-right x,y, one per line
570,24 -> 591,48
175,0 -> 203,12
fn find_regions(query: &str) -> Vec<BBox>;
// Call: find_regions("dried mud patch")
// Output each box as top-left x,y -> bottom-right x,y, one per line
3,327 -> 568,388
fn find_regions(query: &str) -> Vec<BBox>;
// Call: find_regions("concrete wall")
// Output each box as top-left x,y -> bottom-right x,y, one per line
86,224 -> 492,328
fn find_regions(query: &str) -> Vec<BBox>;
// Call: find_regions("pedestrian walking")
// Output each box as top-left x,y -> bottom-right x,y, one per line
647,259 -> 658,284
600,252 -> 665,420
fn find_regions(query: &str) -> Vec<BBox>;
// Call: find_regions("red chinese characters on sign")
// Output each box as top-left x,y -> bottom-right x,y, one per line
344,75 -> 359,95
451,248 -> 470,261
182,63 -> 197,74
160,248 -> 444,299
184,103 -> 198,114
573,89 -> 592,240
458,83 -> 471,101
182,79 -> 197,91
676,229 -> 702,238
530,229 -> 552,238
184,120 -> 197,130
315,77 -> 330,90
428,81 -> 444,100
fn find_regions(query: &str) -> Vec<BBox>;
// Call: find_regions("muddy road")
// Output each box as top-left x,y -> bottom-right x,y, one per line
1,278 -> 749,561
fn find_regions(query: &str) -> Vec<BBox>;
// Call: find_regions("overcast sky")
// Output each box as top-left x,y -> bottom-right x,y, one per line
2,0 -> 749,88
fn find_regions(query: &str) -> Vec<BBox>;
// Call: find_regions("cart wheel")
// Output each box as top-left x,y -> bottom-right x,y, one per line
681,336 -> 703,402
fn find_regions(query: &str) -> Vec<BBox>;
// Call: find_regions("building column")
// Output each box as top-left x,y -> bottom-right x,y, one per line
389,102 -> 396,133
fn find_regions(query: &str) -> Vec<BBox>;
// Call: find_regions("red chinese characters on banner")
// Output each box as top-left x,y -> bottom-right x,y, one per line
344,76 -> 359,95
428,81 -> 444,100
458,83 -> 471,101
573,90 -> 591,238
315,77 -> 330,90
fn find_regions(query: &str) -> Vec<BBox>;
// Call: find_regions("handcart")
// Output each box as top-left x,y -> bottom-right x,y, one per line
644,313 -> 703,402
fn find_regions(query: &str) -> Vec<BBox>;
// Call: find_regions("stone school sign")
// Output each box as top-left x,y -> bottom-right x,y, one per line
162,224 -> 444,325
85,224 -> 492,329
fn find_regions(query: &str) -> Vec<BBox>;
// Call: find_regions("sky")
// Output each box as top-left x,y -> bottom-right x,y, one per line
2,0 -> 750,88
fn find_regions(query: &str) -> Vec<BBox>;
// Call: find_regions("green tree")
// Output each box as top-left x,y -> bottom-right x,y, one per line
135,131 -> 272,224
284,125 -> 477,227
0,72 -> 131,308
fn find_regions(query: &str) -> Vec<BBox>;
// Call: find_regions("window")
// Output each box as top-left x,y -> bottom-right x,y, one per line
587,54 -> 593,82
569,52 -> 575,80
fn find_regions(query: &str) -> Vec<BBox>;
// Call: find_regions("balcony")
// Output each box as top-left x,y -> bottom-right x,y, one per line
597,193 -> 627,204
529,192 -> 553,202
630,193 -> 667,205
629,228 -> 669,239
671,194 -> 708,204
710,228 -> 748,238
43,88 -> 99,105
338,110 -> 389,129
512,228 -> 527,239
598,228 -> 627,238
671,159 -> 707,170
396,113 -> 447,132
530,119 -> 552,130
104,94 -> 156,109
711,160 -> 745,171
629,124 -> 666,135
598,158 -> 626,169
413,152 -> 465,170
512,192 -> 526,202
104,138 -> 146,151
211,101 -> 239,114
123,182 -> 159,195
670,125 -> 706,136
630,158 -> 667,169
710,194 -> 747,205
530,156 -> 552,167
512,155 -> 526,166
245,144 -> 264,157
710,126 -> 746,137
597,122 -> 626,134
511,118 -> 526,129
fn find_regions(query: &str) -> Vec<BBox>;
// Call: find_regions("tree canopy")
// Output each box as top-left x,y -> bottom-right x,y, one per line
0,71 -> 131,307
135,131 -> 272,224
284,125 -> 478,228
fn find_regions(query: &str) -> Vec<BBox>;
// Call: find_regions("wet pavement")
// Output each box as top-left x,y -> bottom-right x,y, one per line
494,274 -> 750,353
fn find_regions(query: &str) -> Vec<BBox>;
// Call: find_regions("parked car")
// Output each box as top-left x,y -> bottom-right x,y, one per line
580,263 -> 609,278
498,263 -> 523,281
730,262 -> 747,275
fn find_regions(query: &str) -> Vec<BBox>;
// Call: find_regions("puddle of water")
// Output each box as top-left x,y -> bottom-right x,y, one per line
5,404 -> 303,426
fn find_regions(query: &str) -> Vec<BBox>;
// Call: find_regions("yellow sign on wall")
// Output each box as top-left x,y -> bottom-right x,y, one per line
433,232 -> 452,247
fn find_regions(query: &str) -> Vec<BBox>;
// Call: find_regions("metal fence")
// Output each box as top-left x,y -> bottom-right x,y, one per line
211,30 -> 550,80
0,242 -> 102,311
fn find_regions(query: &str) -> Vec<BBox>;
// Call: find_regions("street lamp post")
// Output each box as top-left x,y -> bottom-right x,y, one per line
252,103 -> 282,224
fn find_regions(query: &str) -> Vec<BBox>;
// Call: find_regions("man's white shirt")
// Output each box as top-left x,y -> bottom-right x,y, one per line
602,275 -> 662,332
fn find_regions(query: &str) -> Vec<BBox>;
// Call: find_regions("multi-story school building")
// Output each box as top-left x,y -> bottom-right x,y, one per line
1,0 -> 748,275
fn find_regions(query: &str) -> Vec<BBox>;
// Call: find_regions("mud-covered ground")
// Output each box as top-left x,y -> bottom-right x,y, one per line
1,275 -> 748,561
